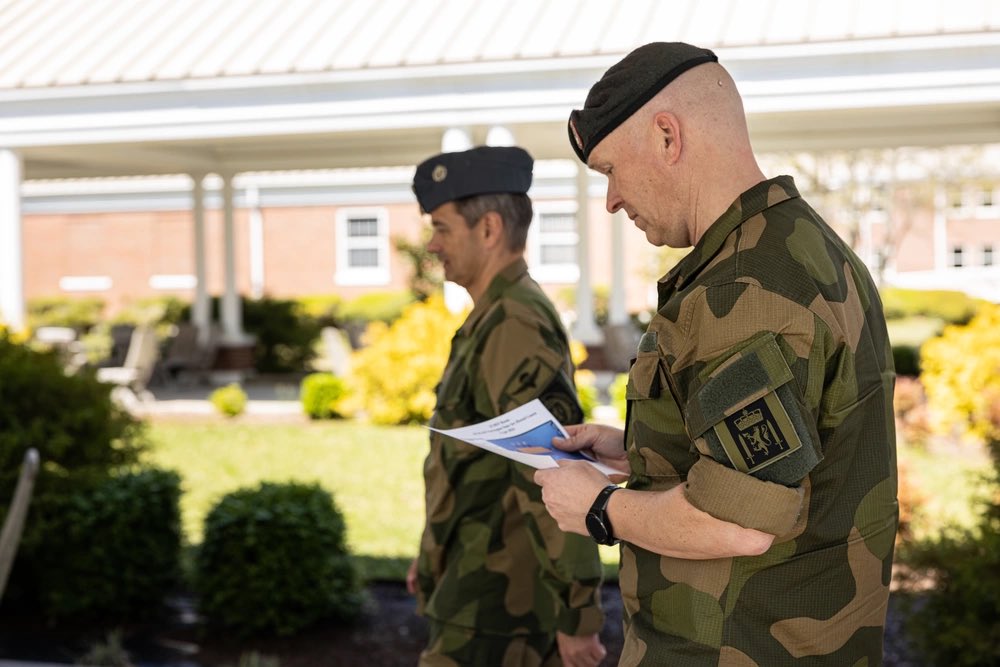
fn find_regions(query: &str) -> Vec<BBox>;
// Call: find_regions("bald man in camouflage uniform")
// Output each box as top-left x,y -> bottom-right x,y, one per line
408,146 -> 606,667
535,43 -> 898,666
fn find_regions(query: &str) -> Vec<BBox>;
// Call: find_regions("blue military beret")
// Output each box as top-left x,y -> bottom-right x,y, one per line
412,146 -> 533,214
568,42 -> 718,163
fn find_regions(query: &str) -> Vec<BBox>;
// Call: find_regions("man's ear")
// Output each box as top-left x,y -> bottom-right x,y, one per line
479,211 -> 506,248
653,111 -> 681,165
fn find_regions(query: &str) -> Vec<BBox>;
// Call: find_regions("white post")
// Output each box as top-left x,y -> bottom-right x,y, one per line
933,184 -> 948,271
572,164 -> 603,344
485,126 -> 515,147
441,128 -> 473,313
220,173 -> 243,341
191,174 -> 211,345
246,184 -> 265,300
0,149 -> 25,333
609,210 -> 628,325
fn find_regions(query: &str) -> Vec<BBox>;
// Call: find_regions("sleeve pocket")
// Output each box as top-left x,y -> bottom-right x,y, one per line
625,331 -> 667,401
684,333 -> 821,485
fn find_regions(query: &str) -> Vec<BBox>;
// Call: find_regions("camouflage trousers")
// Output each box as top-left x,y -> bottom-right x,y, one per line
419,620 -> 562,667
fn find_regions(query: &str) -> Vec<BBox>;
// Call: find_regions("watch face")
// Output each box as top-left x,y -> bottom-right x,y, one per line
586,511 -> 609,544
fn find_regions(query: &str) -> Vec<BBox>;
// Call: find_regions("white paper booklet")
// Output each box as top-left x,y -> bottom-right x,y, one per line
428,398 -> 621,476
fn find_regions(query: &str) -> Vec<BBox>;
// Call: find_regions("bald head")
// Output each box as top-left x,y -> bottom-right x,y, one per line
580,49 -> 766,248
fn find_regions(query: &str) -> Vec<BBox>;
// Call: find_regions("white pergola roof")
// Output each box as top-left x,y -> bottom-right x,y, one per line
2,0 -> 1000,180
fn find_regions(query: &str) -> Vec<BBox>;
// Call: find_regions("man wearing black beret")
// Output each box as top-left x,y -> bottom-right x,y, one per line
536,43 -> 898,666
408,145 -> 607,666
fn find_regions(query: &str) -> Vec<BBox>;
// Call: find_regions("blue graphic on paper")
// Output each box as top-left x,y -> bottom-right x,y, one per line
486,420 -> 589,462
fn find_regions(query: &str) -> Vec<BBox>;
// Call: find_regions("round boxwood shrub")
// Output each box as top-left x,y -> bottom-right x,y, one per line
195,482 -> 363,637
209,382 -> 247,417
29,468 -> 182,619
300,372 -> 349,419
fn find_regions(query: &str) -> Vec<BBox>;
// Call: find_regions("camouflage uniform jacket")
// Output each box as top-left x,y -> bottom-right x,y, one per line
416,258 -> 604,638
620,176 -> 898,666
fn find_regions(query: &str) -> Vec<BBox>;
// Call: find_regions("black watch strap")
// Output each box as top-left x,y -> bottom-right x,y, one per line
587,484 -> 620,545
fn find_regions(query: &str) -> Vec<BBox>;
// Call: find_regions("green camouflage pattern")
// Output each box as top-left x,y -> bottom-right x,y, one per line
420,619 -> 562,666
620,176 -> 898,666
416,258 -> 604,647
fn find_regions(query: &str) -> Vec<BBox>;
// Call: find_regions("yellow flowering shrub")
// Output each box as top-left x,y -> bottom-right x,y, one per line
920,303 -> 1000,441
350,295 -> 464,425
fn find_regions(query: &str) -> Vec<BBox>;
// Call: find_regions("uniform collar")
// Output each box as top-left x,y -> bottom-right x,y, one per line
460,257 -> 529,334
658,175 -> 800,300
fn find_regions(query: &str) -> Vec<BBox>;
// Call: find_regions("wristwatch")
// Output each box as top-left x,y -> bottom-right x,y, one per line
585,484 -> 621,546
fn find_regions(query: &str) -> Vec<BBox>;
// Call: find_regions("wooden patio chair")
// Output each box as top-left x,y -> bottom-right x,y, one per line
96,325 -> 160,402
0,448 -> 40,600
159,322 -> 217,385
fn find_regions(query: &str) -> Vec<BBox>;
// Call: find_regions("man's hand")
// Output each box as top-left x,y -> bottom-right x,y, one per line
556,631 -> 607,667
405,557 -> 419,595
553,423 -> 629,476
535,461 -> 616,534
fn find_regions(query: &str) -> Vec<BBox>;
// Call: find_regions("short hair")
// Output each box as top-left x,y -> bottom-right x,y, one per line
453,192 -> 533,252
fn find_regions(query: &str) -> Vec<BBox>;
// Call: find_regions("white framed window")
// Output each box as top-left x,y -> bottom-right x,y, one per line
335,208 -> 390,286
951,245 -> 964,268
984,244 -> 994,267
529,201 -> 579,283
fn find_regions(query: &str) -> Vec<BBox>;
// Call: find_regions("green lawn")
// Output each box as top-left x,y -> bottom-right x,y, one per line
146,418 -> 991,580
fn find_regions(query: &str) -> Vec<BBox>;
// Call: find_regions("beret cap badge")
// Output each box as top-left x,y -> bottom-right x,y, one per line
431,165 -> 448,182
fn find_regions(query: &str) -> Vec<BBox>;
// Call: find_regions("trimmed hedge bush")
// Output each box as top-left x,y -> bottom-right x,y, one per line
210,383 -> 248,417
881,287 -> 986,325
300,372 -> 350,419
26,296 -> 105,332
27,468 -> 182,619
0,333 -> 163,616
195,482 -> 364,637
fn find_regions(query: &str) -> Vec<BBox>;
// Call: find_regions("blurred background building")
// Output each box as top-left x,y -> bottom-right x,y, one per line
2,0 -> 999,346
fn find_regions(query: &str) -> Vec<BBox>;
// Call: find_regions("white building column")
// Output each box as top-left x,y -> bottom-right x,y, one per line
0,149 -> 24,332
573,164 -> 602,344
190,174 -> 211,345
933,184 -> 948,271
608,210 -> 629,325
441,128 -> 473,314
246,184 -> 265,299
485,126 -> 515,147
220,173 -> 243,341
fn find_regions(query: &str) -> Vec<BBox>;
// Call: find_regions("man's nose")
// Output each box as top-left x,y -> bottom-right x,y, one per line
606,185 -> 623,214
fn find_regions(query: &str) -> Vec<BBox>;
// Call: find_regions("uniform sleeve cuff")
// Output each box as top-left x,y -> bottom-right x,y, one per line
684,457 -> 804,535
557,603 -> 605,636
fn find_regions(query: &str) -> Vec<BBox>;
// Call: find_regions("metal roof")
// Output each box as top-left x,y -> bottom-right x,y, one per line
2,0 -> 998,89
1,0 -> 999,180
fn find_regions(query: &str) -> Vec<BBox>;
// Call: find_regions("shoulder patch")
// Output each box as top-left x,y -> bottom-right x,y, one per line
714,393 -> 801,473
501,356 -> 554,406
538,371 -> 584,426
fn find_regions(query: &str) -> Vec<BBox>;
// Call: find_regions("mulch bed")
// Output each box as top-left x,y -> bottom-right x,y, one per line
0,581 -> 923,666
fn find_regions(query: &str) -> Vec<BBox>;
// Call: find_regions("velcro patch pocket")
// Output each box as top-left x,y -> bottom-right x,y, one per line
684,333 -> 820,484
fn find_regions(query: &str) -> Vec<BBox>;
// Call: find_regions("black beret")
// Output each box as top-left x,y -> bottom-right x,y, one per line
412,146 -> 534,213
568,42 -> 718,163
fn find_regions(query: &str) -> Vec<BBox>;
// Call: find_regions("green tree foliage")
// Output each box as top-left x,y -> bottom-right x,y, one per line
0,333 -> 182,618
394,229 -> 443,302
903,303 -> 1000,666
